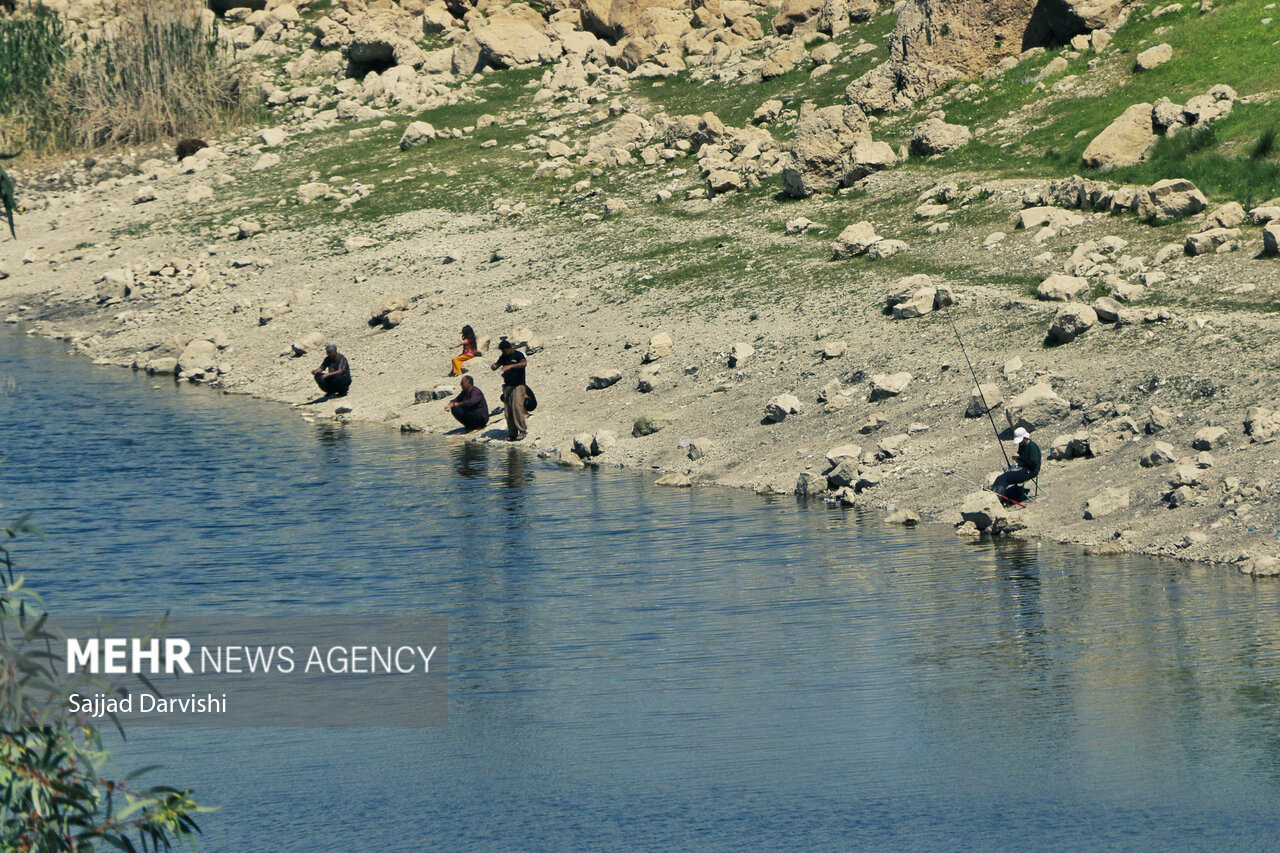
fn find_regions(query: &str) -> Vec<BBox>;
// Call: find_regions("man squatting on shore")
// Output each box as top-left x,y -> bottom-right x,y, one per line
312,343 -> 351,397
445,375 -> 488,432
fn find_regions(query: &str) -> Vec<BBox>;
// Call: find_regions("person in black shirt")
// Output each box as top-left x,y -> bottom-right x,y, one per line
490,339 -> 528,441
444,375 -> 488,432
312,343 -> 351,397
992,427 -> 1041,506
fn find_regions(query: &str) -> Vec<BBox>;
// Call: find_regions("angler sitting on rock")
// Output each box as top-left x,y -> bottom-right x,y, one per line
992,427 -> 1041,507
311,343 -> 351,397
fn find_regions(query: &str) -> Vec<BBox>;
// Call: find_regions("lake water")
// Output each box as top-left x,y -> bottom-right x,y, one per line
4,329 -> 1280,851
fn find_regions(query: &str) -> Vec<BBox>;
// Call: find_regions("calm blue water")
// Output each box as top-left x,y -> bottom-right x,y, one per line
4,330 -> 1280,851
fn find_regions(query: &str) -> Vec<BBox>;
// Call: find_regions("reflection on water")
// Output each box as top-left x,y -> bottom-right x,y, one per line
4,331 -> 1280,850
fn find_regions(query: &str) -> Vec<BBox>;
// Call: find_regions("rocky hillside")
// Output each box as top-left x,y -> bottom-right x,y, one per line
4,0 -> 1280,572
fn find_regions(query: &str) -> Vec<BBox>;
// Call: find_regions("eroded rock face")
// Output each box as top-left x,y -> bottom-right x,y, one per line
848,0 -> 1137,113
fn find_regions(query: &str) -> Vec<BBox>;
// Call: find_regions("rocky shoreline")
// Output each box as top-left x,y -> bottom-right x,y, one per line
5,136 -> 1280,577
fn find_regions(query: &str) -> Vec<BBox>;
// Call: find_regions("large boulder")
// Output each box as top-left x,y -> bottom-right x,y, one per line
473,15 -> 561,68
1036,274 -> 1090,302
1081,103 -> 1156,170
960,490 -> 1008,532
909,118 -> 971,156
1184,228 -> 1240,256
772,0 -> 823,34
1007,383 -> 1070,429
779,104 -> 895,197
831,221 -> 880,258
764,393 -> 803,423
1048,303 -> 1097,344
1135,178 -> 1208,224
869,372 -> 911,401
1134,43 -> 1172,71
1262,221 -> 1280,256
891,286 -> 937,319
176,339 -> 219,373
1245,406 -> 1280,442
966,384 -> 1004,418
370,292 -> 410,327
1084,487 -> 1130,520
399,121 -> 436,150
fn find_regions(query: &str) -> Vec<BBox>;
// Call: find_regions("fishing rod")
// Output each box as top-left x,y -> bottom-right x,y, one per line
946,310 -> 1012,470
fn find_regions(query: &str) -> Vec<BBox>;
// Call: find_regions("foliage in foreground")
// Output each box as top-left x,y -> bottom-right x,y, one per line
0,516 -> 209,852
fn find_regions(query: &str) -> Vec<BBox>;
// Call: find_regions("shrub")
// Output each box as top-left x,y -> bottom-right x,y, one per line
1,516 -> 210,851
1252,127 -> 1277,160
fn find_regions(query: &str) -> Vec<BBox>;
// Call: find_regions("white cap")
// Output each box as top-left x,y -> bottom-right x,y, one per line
1013,427 -> 1030,444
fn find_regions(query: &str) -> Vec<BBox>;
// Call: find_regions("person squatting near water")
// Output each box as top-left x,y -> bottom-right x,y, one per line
445,375 -> 488,433
491,339 -> 528,441
992,427 -> 1041,507
312,343 -> 351,397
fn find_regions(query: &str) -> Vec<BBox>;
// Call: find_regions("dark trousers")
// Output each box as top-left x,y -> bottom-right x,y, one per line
451,407 -> 488,431
315,373 -> 350,396
501,384 -> 527,440
993,467 -> 1035,501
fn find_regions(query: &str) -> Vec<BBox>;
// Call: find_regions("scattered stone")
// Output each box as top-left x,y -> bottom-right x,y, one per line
960,490 -> 1008,532
656,472 -> 693,487
344,236 -> 376,252
764,393 -> 803,423
399,121 -> 437,150
825,444 -> 863,466
832,221 -> 881,258
291,331 -> 327,357
591,431 -> 617,455
1140,441 -> 1178,467
795,471 -> 826,497
1185,227 -> 1240,255
1007,383 -> 1070,429
687,438 -> 713,460
1082,103 -> 1156,170
587,370 -> 623,390
1192,426 -> 1228,450
966,384 -> 1004,418
869,372 -> 911,401
1203,201 -> 1246,230
1136,178 -> 1208,223
1084,487 -> 1130,519
369,292 -> 410,329
1166,484 -> 1195,508
1146,405 -> 1175,434
858,415 -> 889,434
1263,222 -> 1280,256
296,182 -> 331,204
431,384 -> 456,400
1245,406 -> 1280,441
1048,303 -> 1097,344
728,342 -> 754,368
884,508 -> 921,526
644,332 -> 674,363
1037,274 -> 1090,302
1135,43 -> 1173,70
632,414 -> 671,437
910,118 -> 971,156
891,284 -> 937,319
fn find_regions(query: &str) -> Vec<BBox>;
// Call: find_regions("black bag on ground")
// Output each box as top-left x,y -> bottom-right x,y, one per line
524,385 -> 537,412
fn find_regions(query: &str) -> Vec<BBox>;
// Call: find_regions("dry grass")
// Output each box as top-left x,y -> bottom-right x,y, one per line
2,0 -> 257,153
